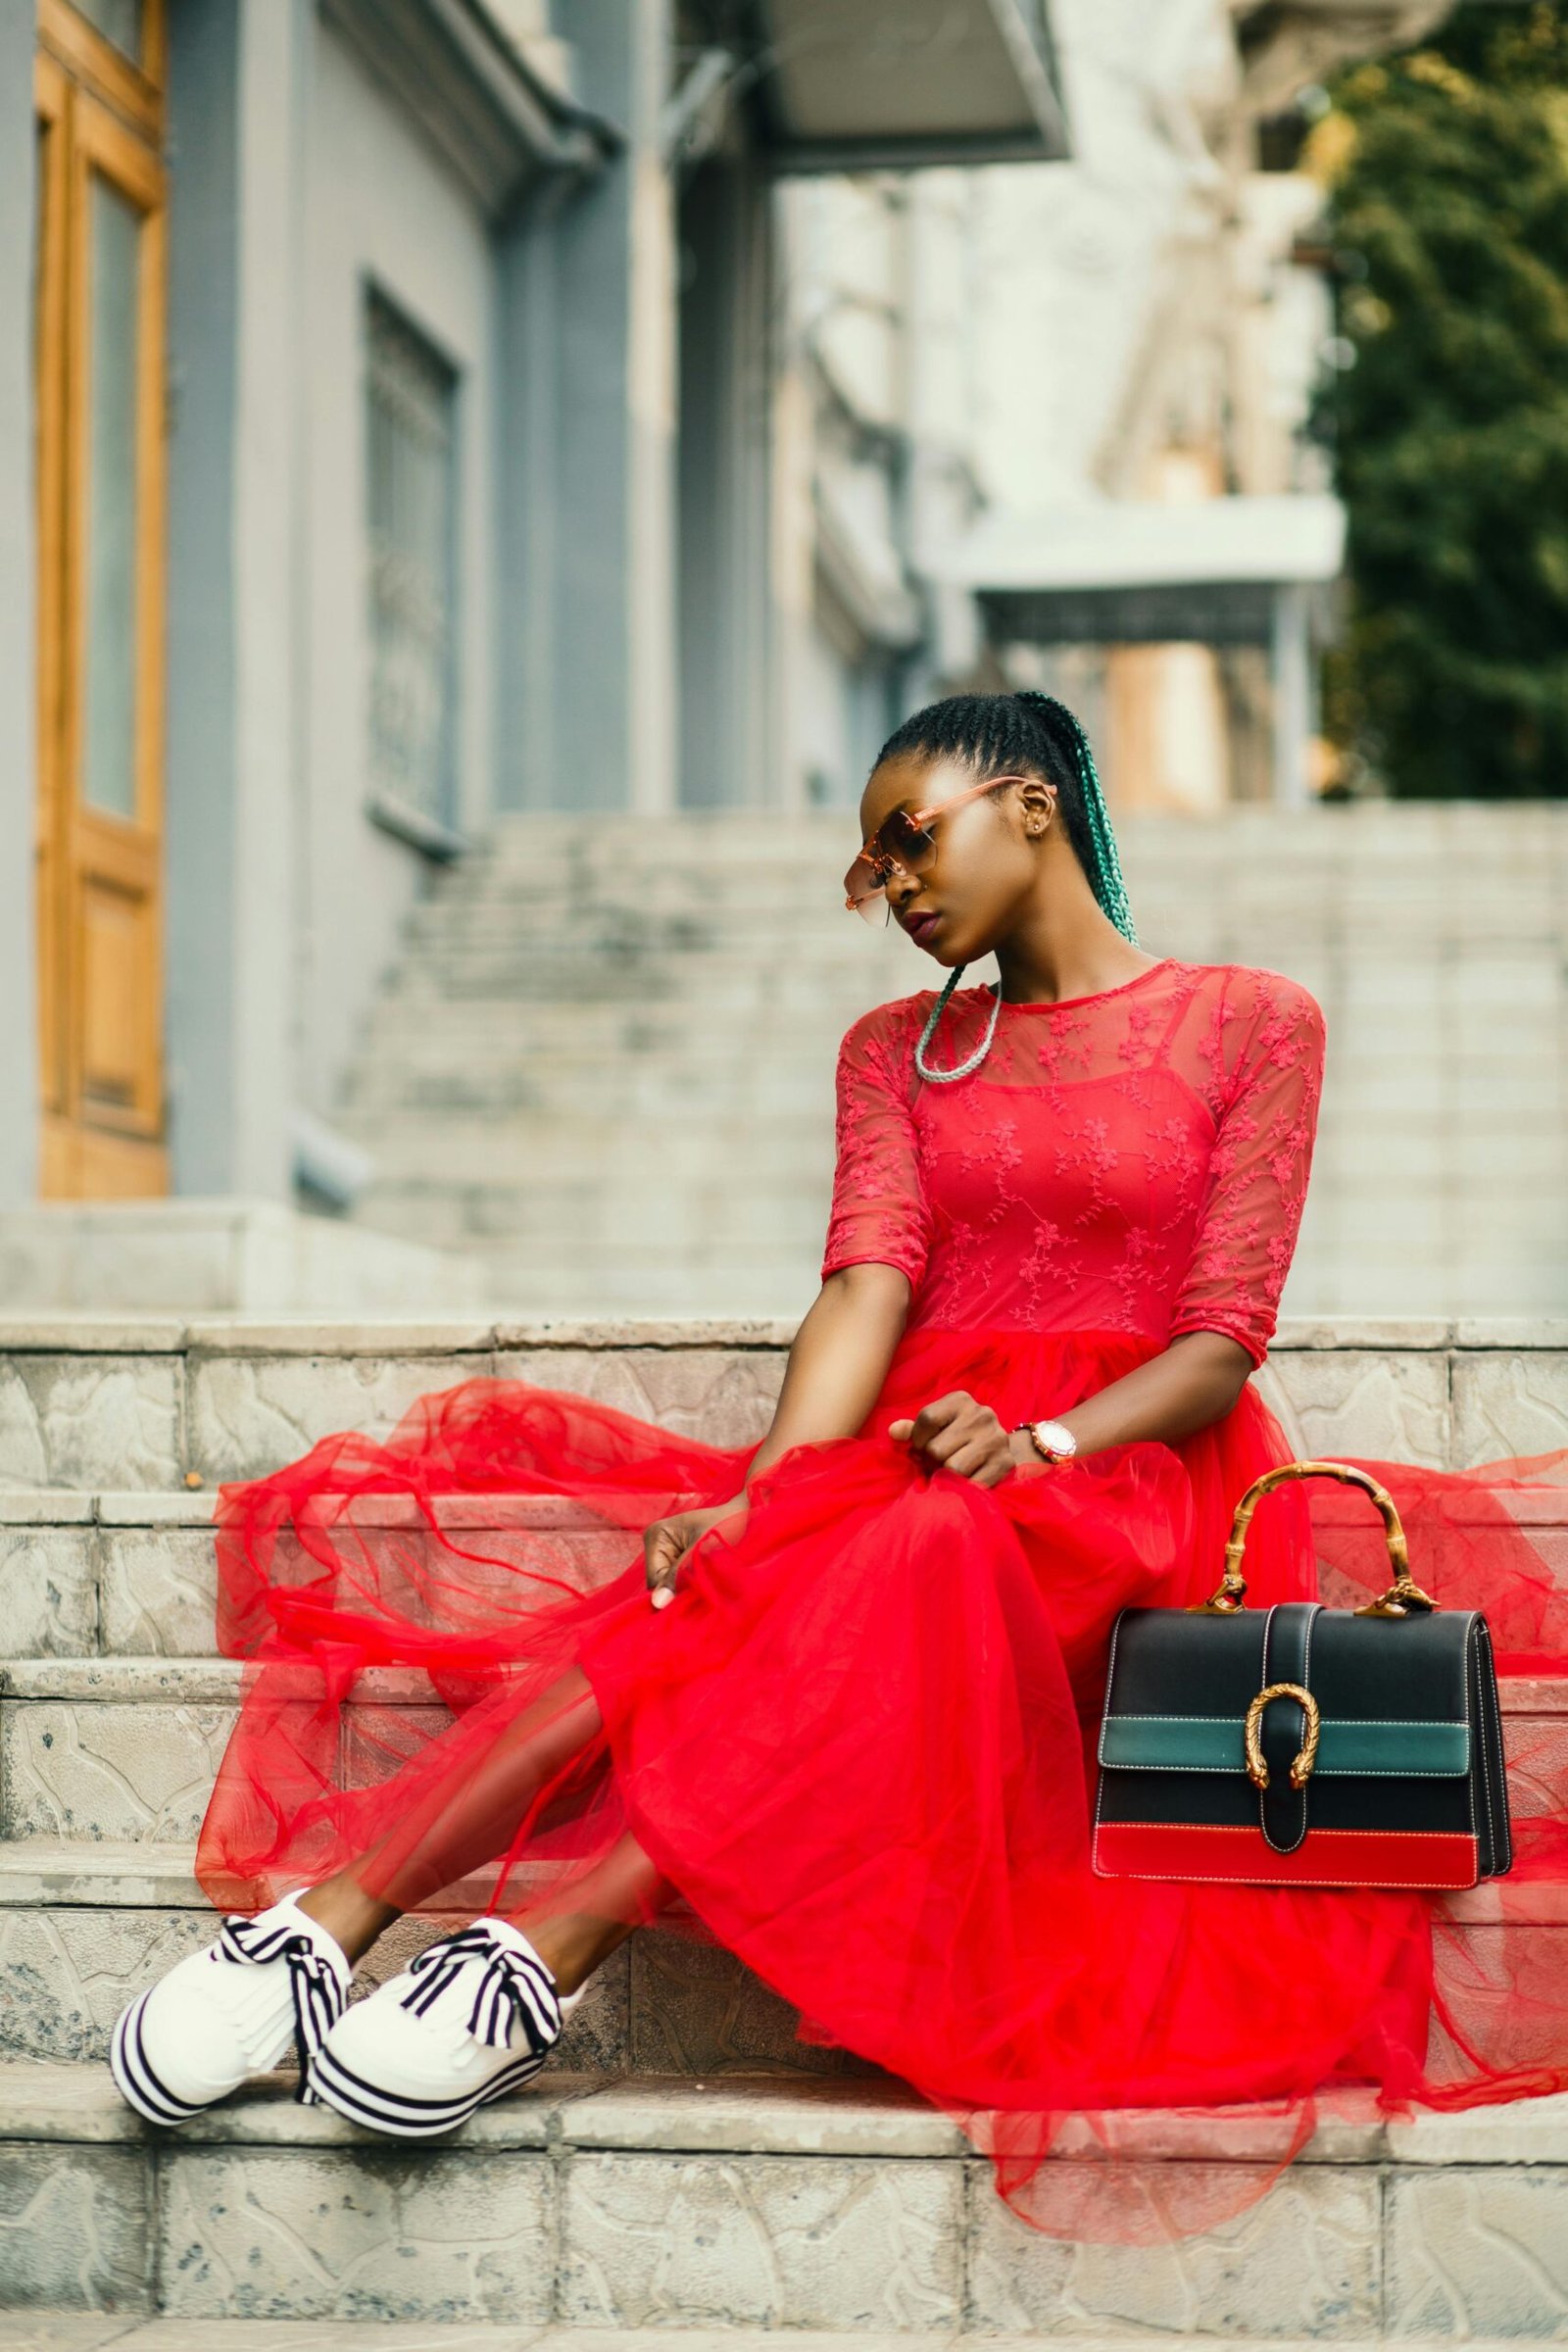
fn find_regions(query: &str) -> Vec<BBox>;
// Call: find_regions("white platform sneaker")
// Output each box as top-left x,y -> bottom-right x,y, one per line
109,1889 -> 352,2126
307,1917 -> 583,2137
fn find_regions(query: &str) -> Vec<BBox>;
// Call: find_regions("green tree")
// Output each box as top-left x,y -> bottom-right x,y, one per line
1317,2 -> 1568,797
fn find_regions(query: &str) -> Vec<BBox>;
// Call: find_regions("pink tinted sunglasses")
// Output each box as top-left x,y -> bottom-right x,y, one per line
843,772 -> 1030,924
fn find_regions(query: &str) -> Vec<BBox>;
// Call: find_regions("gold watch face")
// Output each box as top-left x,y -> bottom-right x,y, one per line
1034,1419 -> 1076,1455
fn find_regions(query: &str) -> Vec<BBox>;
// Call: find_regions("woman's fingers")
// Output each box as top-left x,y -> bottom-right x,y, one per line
643,1519 -> 684,1593
902,1393 -> 970,1451
893,1392 -> 1013,1482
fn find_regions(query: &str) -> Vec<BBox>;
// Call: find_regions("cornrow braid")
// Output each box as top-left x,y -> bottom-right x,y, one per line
870,689 -> 1140,946
1012,689 -> 1140,946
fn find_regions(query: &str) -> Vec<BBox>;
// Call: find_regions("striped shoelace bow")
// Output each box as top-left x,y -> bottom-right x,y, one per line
401,1924 -> 563,2053
217,1912 -> 347,2106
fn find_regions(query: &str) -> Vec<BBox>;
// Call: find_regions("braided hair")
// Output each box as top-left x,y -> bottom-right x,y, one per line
870,689 -> 1140,946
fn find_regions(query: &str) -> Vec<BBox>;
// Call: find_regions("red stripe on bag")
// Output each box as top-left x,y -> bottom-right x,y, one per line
1094,1822 -> 1480,1888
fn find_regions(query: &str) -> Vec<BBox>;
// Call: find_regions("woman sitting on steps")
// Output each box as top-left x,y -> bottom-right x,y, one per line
108,690 -> 1568,2241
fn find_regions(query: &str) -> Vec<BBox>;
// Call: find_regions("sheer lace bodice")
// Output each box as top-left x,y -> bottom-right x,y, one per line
820,957 -> 1326,1365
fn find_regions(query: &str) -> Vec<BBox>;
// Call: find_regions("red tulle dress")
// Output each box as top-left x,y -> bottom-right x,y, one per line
197,956 -> 1568,2242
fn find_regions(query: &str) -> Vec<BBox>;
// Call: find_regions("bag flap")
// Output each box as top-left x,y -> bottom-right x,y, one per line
1100,1604 -> 1477,1778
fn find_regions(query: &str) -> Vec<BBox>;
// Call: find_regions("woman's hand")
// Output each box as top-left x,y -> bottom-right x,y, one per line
642,1494 -> 748,1608
888,1392 -> 1029,1489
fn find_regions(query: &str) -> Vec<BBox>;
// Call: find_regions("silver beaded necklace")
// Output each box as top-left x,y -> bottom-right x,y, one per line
915,963 -> 1002,1084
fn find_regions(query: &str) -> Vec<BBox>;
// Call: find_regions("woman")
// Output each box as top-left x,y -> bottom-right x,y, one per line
109,690 -> 1568,2240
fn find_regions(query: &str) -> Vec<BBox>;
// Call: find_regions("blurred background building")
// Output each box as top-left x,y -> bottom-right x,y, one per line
2,0 -> 1563,1320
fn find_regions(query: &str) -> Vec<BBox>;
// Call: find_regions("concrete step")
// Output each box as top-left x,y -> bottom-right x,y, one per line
413,1249 -> 825,1317
0,2325 -> 1139,2352
372,961 -> 897,1017
0,1490 -> 632,1661
346,985 -> 890,1048
6,1475 -> 1568,1664
0,1204 -> 492,1319
0,1316 -> 795,1491
3,1650 -> 1564,1878
0,1842 -> 875,2082
331,804 -> 1568,1320
0,1305 -> 1565,1480
352,1182 -> 832,1262
341,1109 -> 832,1186
343,1048 -> 842,1121
2,1832 -> 1564,2076
7,2056 -> 1568,2332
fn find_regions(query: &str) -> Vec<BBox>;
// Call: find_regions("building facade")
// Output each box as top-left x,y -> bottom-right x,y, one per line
0,0 -> 1066,1215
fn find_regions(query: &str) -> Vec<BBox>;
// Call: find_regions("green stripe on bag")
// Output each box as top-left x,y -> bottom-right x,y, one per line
1099,1714 -> 1470,1777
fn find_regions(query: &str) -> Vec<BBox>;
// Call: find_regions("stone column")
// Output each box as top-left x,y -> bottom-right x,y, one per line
163,0 -> 308,1195
0,0 -> 39,1204
1271,581 -> 1312,809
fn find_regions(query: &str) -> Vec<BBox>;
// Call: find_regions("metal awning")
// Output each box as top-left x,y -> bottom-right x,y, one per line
938,495 -> 1347,647
747,0 -> 1069,171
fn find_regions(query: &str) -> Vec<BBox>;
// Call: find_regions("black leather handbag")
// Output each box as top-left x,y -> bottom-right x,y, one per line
1093,1460 -> 1513,1889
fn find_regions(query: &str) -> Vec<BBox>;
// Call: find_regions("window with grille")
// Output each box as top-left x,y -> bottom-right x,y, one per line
365,288 -> 459,834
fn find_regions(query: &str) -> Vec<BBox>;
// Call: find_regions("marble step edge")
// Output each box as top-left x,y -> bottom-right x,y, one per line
31,2330 -> 1481,2352
1,1839 -> 1562,1928
0,1314 -> 803,1356
7,2057 -> 1568,2169
0,1489 -> 646,1532
0,1313 -> 1566,1355
8,1656 -> 1567,1717
5,1480 -> 1568,1533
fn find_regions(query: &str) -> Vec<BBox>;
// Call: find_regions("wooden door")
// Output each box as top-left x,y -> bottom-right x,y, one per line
34,0 -> 169,1197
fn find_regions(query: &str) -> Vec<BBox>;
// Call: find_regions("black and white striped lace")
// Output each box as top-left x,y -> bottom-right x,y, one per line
217,1911 -> 348,2106
401,1924 -> 563,2053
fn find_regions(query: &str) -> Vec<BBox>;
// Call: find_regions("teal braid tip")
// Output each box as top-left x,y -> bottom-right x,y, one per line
1012,689 -> 1140,948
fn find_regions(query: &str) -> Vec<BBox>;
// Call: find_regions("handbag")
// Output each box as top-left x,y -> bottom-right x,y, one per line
1093,1459 -> 1512,1889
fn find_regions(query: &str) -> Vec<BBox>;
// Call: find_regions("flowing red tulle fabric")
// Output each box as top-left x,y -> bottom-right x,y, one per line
196,958 -> 1568,2243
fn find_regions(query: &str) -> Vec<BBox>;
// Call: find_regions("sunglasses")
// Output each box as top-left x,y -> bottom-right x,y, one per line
843,772 -> 1030,925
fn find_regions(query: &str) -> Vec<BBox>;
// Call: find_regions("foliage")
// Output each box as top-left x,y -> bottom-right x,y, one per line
1313,3 -> 1568,797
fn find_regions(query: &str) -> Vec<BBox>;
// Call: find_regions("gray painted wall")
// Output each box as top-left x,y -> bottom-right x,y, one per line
297,19 -> 498,1109
165,0 -> 309,1198
501,0 -> 676,814
0,0 -> 38,1204
166,2 -> 503,1186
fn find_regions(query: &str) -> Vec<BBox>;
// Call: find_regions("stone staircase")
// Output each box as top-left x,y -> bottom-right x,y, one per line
3,1313 -> 1568,2332
333,805 -> 1568,1319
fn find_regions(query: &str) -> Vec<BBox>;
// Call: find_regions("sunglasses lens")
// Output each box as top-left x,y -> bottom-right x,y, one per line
843,807 -> 938,922
843,860 -> 888,924
880,810 -> 935,865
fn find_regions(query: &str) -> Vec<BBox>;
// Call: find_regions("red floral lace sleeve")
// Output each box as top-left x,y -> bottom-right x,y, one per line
1167,970 -> 1326,1368
819,1004 -> 933,1291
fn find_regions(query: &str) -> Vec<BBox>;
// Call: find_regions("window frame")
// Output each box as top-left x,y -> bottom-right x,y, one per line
361,278 -> 466,853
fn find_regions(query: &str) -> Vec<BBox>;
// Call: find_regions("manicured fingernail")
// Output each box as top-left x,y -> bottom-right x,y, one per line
651,1588 -> 673,1610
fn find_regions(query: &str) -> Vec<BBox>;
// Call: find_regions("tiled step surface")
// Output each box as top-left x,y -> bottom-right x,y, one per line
7,2061 -> 1568,2334
16,1654 -> 1568,1872
0,1842 -> 870,2080
0,1310 -> 1564,1491
7,1479 -> 1568,1664
3,1837 -> 1564,2076
2,1316 -> 1567,2330
1,2327 -> 1254,2352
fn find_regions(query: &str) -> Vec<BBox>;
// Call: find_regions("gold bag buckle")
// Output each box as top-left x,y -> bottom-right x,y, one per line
1244,1682 -> 1321,1791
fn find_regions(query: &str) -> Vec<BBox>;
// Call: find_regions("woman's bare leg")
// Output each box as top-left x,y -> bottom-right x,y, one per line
506,1829 -> 672,1994
296,1664 -> 607,1962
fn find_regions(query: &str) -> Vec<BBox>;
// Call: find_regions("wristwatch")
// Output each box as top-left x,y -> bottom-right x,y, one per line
1013,1417 -> 1079,1466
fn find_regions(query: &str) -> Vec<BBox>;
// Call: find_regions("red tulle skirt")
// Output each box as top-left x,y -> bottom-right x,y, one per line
196,1325 -> 1568,2243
